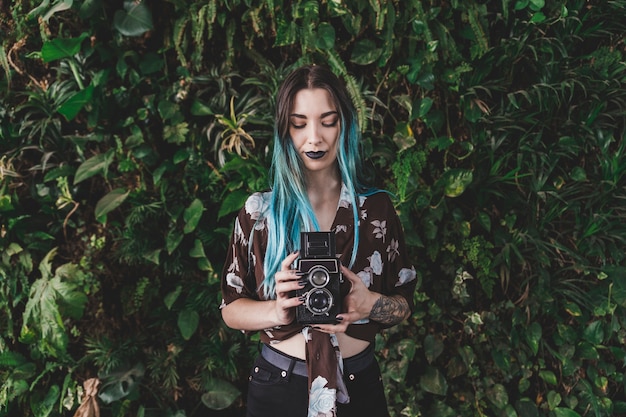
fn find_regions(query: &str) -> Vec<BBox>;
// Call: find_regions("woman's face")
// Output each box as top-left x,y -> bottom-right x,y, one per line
288,88 -> 340,175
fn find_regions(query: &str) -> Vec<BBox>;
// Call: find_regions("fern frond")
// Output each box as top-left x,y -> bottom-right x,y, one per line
326,50 -> 368,132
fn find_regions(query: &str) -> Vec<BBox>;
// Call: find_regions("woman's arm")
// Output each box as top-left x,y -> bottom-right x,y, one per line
221,251 -> 304,331
314,265 -> 410,333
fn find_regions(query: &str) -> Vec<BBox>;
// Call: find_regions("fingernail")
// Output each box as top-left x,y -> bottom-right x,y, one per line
335,316 -> 343,322
295,271 -> 307,276
298,296 -> 306,302
297,279 -> 308,286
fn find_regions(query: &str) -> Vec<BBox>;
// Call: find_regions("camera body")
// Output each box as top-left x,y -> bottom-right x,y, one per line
295,232 -> 342,324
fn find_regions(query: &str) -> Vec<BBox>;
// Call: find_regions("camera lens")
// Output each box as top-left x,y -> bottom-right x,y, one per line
306,289 -> 333,314
308,267 -> 330,287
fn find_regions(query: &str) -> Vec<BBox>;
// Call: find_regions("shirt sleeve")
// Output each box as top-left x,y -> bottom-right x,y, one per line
220,201 -> 262,306
361,192 -> 418,312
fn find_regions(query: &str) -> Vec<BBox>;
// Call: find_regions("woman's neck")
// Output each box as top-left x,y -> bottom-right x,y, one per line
305,169 -> 342,231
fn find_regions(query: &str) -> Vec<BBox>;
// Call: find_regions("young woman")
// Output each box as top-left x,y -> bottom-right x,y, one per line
221,65 -> 417,417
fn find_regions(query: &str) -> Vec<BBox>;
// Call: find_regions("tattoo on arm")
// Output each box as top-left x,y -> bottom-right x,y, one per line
369,295 -> 410,325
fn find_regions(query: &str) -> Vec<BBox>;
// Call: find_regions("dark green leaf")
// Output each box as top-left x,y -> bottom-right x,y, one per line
201,379 -> 241,410
183,199 -> 204,234
41,33 -> 88,62
350,39 -> 382,65
59,85 -> 94,120
178,309 -> 199,340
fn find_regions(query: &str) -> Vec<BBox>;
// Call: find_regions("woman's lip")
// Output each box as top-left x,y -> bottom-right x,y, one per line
305,151 -> 326,160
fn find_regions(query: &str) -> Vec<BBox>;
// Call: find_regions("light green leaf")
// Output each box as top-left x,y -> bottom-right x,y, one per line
95,188 -> 130,220
41,0 -> 73,22
441,168 -> 473,198
553,408 -> 582,417
201,379 -> 241,410
74,149 -> 115,185
178,309 -> 199,340
539,370 -> 558,385
113,1 -> 154,37
98,364 -> 145,404
183,199 -> 204,234
189,239 -> 206,258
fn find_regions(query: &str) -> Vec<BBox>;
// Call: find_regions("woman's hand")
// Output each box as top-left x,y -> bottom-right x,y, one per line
272,251 -> 305,326
313,265 -> 379,334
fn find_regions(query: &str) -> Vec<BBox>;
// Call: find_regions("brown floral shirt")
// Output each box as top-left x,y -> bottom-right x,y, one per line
221,184 -> 417,339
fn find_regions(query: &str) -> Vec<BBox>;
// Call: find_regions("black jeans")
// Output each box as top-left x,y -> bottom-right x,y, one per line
246,348 -> 389,417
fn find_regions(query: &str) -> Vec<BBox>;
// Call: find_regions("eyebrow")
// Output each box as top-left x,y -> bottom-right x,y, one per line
289,111 -> 339,119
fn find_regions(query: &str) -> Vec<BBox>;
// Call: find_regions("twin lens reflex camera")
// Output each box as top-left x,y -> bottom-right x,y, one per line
295,232 -> 342,324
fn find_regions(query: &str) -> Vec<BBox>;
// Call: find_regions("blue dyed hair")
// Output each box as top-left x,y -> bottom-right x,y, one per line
259,65 -> 373,299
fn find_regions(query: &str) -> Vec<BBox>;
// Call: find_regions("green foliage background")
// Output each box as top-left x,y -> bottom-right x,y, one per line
1,0 -> 626,416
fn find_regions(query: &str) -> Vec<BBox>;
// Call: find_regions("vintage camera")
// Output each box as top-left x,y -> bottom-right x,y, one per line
295,232 -> 342,324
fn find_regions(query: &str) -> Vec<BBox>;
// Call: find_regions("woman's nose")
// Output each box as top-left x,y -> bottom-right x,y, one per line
306,124 -> 322,144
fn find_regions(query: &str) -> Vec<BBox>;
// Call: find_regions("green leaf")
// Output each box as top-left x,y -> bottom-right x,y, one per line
350,39 -> 382,65
99,364 -> 145,404
420,366 -> 448,396
40,33 -> 87,62
424,334 -> 444,364
74,149 -> 115,185
487,383 -> 509,409
316,23 -> 335,50
164,285 -> 182,310
30,384 -> 60,417
177,309 -> 199,340
553,408 -> 582,417
95,188 -> 130,220
41,0 -> 73,22
218,189 -> 249,219
183,199 -> 204,234
113,1 -> 154,37
539,370 -> 558,385
58,84 -> 94,120
190,239 -> 206,258
440,169 -> 473,198
201,379 -> 241,410
525,322 -> 542,356
166,229 -> 183,255
582,321 -> 604,344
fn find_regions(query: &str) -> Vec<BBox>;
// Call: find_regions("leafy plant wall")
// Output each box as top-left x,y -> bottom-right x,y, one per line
1,1 -> 625,416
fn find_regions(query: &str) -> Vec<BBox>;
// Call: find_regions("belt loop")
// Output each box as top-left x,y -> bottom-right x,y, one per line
285,358 -> 296,381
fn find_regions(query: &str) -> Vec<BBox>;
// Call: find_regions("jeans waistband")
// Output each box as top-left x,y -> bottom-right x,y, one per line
260,343 -> 375,378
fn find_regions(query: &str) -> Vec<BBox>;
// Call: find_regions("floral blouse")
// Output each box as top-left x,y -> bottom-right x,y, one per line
220,184 -> 417,416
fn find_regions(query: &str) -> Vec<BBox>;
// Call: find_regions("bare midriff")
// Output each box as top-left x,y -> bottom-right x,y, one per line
269,331 -> 370,359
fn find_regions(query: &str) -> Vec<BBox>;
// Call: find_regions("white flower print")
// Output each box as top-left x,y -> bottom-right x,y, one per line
387,238 -> 399,262
244,192 -> 270,229
226,272 -> 244,294
335,225 -> 347,234
308,376 -> 336,417
371,220 -> 387,242
359,195 -> 367,207
396,267 -> 417,287
233,218 -> 248,246
360,209 -> 367,220
369,251 -> 383,275
338,184 -> 351,209
357,269 -> 373,288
